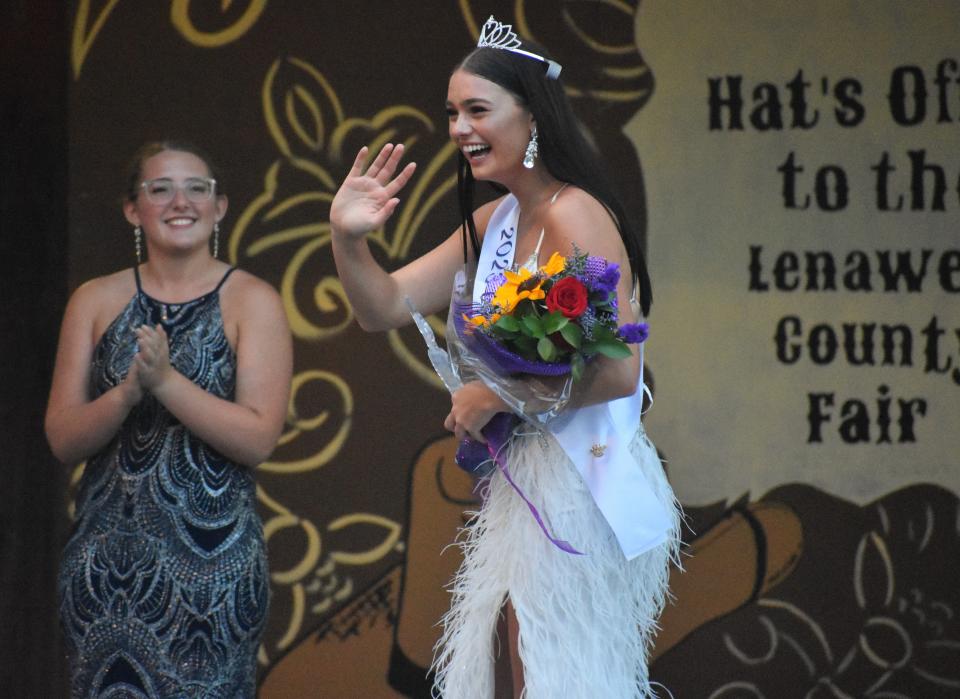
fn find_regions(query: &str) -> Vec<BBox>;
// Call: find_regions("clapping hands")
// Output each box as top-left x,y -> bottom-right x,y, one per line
119,323 -> 170,408
132,323 -> 173,392
330,143 -> 417,239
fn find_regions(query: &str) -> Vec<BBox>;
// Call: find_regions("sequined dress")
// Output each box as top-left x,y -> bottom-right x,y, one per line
58,267 -> 269,698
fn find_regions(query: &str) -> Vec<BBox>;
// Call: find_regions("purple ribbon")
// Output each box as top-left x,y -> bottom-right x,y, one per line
457,412 -> 584,556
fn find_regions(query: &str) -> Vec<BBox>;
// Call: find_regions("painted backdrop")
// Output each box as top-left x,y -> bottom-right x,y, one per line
65,1 -> 958,696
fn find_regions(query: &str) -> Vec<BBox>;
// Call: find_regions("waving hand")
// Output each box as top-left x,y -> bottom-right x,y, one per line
330,143 -> 417,239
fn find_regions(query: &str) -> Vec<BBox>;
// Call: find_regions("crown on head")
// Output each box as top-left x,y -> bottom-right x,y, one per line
476,15 -> 562,80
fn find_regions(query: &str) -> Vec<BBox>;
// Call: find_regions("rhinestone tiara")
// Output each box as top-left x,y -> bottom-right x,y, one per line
476,15 -> 562,80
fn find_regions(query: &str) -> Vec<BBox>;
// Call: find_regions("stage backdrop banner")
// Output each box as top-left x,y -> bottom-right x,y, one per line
636,0 -> 959,504
63,1 -> 960,696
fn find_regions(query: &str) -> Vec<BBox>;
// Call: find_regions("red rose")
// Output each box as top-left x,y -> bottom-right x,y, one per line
545,276 -> 588,318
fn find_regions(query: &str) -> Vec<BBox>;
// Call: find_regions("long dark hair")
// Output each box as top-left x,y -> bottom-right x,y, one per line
455,44 -> 653,315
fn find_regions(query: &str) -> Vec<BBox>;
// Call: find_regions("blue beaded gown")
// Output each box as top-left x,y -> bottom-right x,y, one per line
58,267 -> 269,698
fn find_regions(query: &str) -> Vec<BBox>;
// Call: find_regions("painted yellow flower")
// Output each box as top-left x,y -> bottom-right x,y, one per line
493,268 -> 546,313
540,251 -> 565,277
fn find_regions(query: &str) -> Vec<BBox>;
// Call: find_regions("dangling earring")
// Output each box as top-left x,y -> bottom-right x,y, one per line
523,126 -> 539,169
134,226 -> 143,263
212,222 -> 220,259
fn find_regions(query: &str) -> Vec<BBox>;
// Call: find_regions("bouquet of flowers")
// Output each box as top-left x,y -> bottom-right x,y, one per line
399,251 -> 648,552
459,249 -> 648,383
450,249 -> 648,469
440,249 -> 648,553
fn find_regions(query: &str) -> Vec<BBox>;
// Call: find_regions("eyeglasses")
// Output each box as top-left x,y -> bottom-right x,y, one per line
140,177 -> 216,205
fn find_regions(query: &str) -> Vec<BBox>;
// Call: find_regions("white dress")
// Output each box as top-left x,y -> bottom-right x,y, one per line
431,195 -> 681,698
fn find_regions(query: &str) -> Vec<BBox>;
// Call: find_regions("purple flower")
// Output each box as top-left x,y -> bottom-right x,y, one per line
618,322 -> 649,344
594,263 -> 621,294
582,255 -> 608,280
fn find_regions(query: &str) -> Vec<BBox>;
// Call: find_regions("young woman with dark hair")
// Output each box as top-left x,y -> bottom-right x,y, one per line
454,40 -> 653,318
330,18 -> 679,698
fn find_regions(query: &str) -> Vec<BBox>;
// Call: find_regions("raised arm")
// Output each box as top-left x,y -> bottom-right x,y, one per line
135,274 -> 293,467
45,282 -> 143,465
330,143 -> 479,330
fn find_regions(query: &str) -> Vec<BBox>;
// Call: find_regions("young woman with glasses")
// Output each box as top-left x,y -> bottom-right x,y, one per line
46,141 -> 292,697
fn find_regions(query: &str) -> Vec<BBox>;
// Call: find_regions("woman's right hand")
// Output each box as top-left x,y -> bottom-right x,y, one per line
330,143 -> 417,240
121,358 -> 144,407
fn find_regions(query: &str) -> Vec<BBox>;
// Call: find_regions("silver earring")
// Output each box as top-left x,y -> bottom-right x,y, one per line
523,126 -> 539,169
212,222 -> 220,259
134,226 -> 143,263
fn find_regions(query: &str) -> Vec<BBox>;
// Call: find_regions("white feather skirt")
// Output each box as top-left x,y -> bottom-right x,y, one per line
432,424 -> 681,699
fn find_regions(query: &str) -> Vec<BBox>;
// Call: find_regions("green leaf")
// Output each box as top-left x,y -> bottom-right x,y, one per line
559,321 -> 583,349
522,314 -> 545,338
592,325 -> 616,341
542,311 -> 568,334
590,291 -> 614,307
516,298 -> 538,316
594,339 -> 632,359
513,335 -> 538,359
537,336 -> 557,362
571,353 -> 585,382
494,314 -> 521,332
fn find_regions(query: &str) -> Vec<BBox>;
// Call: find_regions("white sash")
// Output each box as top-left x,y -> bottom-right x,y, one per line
475,195 -> 672,559
472,196 -> 520,303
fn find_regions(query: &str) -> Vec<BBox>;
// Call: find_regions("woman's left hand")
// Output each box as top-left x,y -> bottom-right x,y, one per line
134,324 -> 173,391
444,380 -> 508,442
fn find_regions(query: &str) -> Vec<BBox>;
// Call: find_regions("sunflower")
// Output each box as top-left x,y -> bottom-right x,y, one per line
540,251 -> 565,277
464,311 -> 501,328
492,267 -> 547,314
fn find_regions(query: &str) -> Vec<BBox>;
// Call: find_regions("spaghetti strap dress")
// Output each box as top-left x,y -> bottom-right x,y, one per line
57,266 -> 269,698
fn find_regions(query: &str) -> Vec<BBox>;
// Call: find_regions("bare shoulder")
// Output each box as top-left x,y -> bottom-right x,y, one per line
547,187 -> 616,231
58,268 -> 138,345
73,267 -> 135,301
219,269 -> 286,322
544,186 -> 621,253
69,268 -> 136,317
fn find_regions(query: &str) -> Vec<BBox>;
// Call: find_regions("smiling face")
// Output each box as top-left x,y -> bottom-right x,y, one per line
123,149 -> 227,259
446,69 -> 534,185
